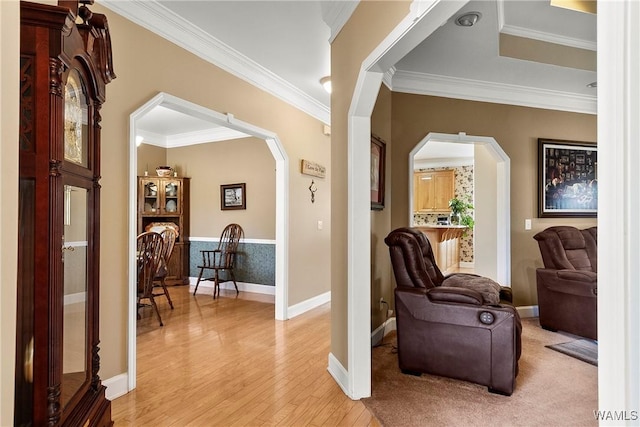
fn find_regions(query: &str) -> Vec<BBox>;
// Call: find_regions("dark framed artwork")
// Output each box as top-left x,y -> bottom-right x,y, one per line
371,134 -> 386,211
221,183 -> 246,210
538,138 -> 597,218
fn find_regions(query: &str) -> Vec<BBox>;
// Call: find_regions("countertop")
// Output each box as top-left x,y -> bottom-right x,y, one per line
414,224 -> 467,229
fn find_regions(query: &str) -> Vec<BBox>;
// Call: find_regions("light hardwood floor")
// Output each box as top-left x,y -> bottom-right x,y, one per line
112,286 -> 380,426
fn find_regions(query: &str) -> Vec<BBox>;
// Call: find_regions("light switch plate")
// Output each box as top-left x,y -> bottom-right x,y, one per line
317,220 -> 323,230
525,219 -> 532,230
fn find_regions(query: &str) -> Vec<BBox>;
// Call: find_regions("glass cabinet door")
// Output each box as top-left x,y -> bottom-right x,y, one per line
141,178 -> 160,213
164,179 -> 181,214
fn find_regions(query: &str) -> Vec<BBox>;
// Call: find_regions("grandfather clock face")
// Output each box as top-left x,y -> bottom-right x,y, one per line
64,69 -> 88,167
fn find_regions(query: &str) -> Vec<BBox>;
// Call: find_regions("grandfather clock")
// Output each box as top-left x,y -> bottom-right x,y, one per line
16,1 -> 115,425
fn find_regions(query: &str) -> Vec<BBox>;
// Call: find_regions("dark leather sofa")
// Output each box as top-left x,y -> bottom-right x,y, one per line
385,227 -> 522,395
533,226 -> 597,340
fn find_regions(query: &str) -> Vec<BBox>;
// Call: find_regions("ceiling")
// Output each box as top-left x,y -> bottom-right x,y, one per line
101,0 -> 596,153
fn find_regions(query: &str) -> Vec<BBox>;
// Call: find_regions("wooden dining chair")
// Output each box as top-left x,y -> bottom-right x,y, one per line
152,227 -> 178,309
137,231 -> 165,326
193,223 -> 244,299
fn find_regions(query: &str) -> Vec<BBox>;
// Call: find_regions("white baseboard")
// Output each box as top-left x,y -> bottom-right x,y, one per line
190,277 -> 330,319
459,261 -> 475,269
327,352 -> 352,398
516,305 -> 539,318
103,373 -> 129,401
287,291 -> 331,319
189,277 -> 276,295
371,317 -> 396,347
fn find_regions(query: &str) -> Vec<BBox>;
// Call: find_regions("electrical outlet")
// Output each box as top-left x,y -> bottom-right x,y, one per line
379,297 -> 385,311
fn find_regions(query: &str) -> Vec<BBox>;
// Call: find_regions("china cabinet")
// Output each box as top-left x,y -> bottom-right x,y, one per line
137,176 -> 191,284
413,169 -> 455,213
16,1 -> 115,425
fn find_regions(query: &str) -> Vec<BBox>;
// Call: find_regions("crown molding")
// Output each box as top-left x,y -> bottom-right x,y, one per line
496,0 -> 595,51
139,127 -> 250,148
166,127 -> 250,148
390,70 -> 597,115
99,0 -> 330,125
137,129 -> 166,147
382,66 -> 396,91
500,24 -> 596,51
321,1 -> 360,43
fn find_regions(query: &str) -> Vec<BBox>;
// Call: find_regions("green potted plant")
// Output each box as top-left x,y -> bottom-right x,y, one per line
448,196 -> 475,231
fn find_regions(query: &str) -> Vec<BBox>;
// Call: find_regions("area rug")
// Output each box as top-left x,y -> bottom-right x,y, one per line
363,319 -> 598,426
546,338 -> 598,366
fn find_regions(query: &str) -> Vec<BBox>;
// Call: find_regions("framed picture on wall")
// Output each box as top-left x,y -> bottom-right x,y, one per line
538,138 -> 597,218
221,183 -> 246,210
371,134 -> 386,211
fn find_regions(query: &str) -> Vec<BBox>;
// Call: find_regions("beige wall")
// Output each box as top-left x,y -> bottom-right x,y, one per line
331,0 -> 411,367
390,93 -> 597,306
1,0 -> 19,422
136,143 -> 166,177
1,2 -> 332,403
371,84 -> 393,329
166,138 -> 276,239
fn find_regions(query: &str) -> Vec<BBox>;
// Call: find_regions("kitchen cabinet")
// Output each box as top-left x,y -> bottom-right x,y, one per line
413,169 -> 455,212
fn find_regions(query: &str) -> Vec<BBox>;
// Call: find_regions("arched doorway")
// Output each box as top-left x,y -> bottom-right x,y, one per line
409,132 -> 510,284
127,92 -> 289,391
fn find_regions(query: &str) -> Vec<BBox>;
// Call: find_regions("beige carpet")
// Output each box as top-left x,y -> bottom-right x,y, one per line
364,318 -> 598,426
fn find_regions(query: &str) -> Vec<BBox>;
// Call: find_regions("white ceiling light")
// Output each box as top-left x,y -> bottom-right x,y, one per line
320,76 -> 331,94
455,12 -> 482,27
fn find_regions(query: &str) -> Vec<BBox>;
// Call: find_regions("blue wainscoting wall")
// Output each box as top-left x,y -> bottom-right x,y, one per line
189,238 -> 276,286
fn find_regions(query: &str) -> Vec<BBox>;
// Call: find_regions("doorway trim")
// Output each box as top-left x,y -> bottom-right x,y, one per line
127,92 -> 289,391
409,132 -> 511,284
342,0 -> 470,400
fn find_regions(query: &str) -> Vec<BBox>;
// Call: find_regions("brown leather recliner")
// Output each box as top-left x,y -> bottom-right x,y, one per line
385,227 -> 522,395
533,226 -> 597,340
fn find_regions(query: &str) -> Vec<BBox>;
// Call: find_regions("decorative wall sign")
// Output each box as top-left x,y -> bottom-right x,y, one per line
301,159 -> 326,178
538,138 -> 597,218
221,183 -> 246,210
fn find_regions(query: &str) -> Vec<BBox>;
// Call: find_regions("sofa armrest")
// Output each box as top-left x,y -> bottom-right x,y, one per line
536,268 -> 597,297
427,287 -> 483,305
557,270 -> 597,283
395,287 -> 519,326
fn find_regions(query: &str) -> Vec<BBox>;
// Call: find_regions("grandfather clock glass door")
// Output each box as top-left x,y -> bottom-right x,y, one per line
61,69 -> 90,410
61,184 -> 89,408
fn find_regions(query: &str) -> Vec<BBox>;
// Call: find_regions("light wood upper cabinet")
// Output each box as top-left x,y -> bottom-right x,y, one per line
413,169 -> 455,212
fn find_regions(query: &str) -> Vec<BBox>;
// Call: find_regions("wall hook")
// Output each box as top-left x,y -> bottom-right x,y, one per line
309,180 -> 317,203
